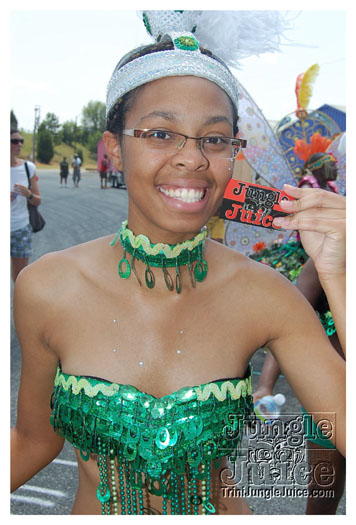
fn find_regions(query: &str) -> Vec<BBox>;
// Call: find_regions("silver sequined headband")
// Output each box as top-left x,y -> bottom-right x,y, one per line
106,46 -> 239,117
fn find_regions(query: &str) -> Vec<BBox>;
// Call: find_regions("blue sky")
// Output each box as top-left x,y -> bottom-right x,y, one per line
8,4 -> 348,132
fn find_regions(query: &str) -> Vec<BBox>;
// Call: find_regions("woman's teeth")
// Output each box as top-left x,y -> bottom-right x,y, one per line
159,187 -> 205,203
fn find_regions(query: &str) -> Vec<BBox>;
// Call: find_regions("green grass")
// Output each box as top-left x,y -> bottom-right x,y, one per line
20,130 -> 98,170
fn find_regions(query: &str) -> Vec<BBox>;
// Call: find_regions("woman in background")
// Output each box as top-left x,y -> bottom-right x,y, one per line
10,129 -> 42,282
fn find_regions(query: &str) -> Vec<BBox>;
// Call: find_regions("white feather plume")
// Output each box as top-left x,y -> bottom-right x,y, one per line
195,11 -> 293,67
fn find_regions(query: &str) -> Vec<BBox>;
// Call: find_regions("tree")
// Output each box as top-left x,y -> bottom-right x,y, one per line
87,130 -> 103,155
37,128 -> 54,163
76,148 -> 84,163
11,110 -> 18,131
81,101 -> 106,134
41,112 -> 61,145
59,120 -> 77,146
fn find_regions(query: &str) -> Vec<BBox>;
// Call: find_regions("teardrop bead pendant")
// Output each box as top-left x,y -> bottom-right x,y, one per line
194,259 -> 208,282
163,266 -> 174,291
188,263 -> 196,288
118,254 -> 131,279
145,266 -> 155,289
175,268 -> 182,294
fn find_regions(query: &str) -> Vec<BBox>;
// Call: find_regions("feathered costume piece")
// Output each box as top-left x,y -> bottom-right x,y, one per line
294,133 -> 331,161
194,10 -> 293,67
295,63 -> 320,114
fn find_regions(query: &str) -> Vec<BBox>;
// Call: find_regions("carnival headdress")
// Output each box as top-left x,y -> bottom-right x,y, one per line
106,10 -> 292,117
293,133 -> 336,171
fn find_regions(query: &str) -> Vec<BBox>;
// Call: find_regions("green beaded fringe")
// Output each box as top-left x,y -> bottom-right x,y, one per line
111,221 -> 208,293
95,454 -> 216,515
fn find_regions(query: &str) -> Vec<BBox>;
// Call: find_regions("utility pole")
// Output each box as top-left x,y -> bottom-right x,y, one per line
32,106 -> 40,162
73,115 -> 78,156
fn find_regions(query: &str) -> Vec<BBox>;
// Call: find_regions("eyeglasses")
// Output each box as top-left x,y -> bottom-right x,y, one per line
11,138 -> 24,145
122,129 -> 247,159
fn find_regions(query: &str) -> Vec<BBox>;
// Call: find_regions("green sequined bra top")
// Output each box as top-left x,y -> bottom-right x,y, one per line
50,364 -> 253,515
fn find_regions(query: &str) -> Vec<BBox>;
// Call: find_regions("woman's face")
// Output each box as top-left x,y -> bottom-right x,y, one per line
326,160 -> 338,181
11,132 -> 24,157
315,160 -> 338,185
105,76 -> 236,242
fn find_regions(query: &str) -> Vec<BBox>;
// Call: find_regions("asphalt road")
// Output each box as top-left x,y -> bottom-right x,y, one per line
10,169 -> 346,515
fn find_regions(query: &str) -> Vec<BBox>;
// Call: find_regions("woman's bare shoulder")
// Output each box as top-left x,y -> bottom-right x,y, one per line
14,234 -> 115,303
207,239 -> 289,284
206,240 -> 302,320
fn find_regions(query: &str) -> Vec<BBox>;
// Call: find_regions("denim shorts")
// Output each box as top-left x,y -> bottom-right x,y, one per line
11,223 -> 32,258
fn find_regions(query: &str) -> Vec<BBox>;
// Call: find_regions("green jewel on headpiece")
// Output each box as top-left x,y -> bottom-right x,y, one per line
307,154 -> 335,172
110,221 -> 208,293
173,35 -> 199,51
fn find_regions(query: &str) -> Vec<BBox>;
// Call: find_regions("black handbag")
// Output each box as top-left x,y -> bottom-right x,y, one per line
24,162 -> 46,233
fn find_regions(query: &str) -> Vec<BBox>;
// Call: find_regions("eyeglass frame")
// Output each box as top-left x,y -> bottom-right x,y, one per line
121,129 -> 247,159
11,138 -> 24,145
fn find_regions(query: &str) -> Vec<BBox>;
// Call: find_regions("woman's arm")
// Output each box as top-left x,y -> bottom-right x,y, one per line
11,262 -> 64,492
266,276 -> 345,455
13,172 -> 42,207
264,188 -> 346,454
28,174 -> 42,206
294,257 -> 322,307
274,186 -> 346,354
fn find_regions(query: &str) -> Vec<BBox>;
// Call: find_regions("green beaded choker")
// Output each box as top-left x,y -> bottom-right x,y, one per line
110,221 -> 208,293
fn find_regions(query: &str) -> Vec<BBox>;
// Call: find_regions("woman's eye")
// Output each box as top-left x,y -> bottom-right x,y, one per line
205,137 -> 228,145
147,130 -> 172,140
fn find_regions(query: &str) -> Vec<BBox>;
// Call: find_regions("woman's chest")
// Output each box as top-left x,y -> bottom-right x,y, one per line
11,165 -> 27,188
51,283 -> 264,396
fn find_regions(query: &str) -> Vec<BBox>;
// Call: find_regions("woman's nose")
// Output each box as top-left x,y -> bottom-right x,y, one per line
172,137 -> 209,170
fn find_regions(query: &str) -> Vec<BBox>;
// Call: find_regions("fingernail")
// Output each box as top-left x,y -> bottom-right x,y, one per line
280,199 -> 293,209
274,216 -> 290,226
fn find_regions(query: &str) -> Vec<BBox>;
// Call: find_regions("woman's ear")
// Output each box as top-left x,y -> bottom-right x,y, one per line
102,131 -> 123,171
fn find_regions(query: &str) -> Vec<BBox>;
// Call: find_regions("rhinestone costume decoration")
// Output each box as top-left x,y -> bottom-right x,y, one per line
50,365 -> 253,515
106,10 -> 239,116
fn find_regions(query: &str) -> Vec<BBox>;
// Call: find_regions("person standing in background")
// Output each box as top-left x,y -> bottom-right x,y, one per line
10,129 -> 42,282
100,153 -> 109,189
72,154 -> 81,187
59,157 -> 69,187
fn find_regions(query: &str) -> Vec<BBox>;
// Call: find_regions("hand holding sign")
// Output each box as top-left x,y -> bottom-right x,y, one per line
220,180 -> 345,278
273,185 -> 346,278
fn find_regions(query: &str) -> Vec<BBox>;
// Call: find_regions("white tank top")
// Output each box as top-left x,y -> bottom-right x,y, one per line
11,161 -> 36,232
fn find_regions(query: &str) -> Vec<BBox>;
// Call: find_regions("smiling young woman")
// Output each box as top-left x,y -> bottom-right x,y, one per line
11,11 -> 345,516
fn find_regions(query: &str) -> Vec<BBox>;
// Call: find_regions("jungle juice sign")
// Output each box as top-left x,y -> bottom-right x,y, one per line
219,180 -> 295,230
